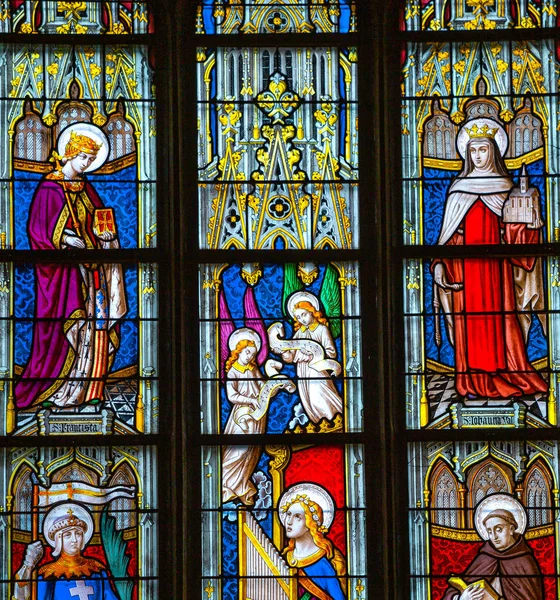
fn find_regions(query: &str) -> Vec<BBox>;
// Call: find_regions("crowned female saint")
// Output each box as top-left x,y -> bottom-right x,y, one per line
279,483 -> 347,600
15,123 -> 127,411
14,503 -> 120,600
433,118 -> 547,400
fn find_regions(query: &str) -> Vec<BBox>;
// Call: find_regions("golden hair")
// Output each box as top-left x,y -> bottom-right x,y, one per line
225,339 -> 257,373
292,301 -> 329,331
282,497 -> 347,592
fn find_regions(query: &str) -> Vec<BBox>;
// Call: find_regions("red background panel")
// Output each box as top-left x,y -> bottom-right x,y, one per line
284,445 -> 347,555
430,534 -> 556,600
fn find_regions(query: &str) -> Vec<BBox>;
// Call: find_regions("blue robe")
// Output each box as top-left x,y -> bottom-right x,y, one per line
299,556 -> 346,600
37,571 -> 120,600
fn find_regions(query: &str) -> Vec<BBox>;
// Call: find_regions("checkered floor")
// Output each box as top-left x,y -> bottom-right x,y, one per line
427,372 -> 548,420
105,380 -> 138,426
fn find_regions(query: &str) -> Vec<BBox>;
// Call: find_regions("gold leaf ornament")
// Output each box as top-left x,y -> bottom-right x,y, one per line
58,2 -> 86,21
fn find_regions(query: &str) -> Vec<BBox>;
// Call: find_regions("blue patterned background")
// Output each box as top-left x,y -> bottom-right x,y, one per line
14,166 -> 138,249
14,265 -> 138,371
220,263 -> 343,433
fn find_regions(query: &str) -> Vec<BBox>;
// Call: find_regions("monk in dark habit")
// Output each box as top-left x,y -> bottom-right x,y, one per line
443,508 -> 543,600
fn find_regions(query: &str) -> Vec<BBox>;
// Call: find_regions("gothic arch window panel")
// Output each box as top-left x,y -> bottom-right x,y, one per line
109,462 -> 138,530
51,462 -> 99,485
197,46 -> 358,250
524,462 -> 553,528
14,101 -> 50,163
408,441 -> 558,600
401,0 -> 559,30
466,459 -> 513,514
430,462 -> 459,528
196,1 -> 357,35
2,445 -> 158,598
2,2 -> 153,34
105,103 -> 137,161
12,465 -> 34,531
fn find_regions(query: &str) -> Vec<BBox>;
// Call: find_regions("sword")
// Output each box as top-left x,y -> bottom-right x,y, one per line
433,282 -> 441,348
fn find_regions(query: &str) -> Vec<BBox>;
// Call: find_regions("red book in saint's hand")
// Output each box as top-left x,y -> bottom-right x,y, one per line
93,208 -> 116,236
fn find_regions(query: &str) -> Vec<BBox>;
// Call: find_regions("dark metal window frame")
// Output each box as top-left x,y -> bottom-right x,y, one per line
6,1 -> 559,598
0,3 -> 174,597
385,5 -> 560,600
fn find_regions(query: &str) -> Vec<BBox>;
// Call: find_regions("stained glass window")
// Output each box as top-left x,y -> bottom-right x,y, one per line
196,1 -> 357,34
202,444 -> 366,600
0,1 -> 159,596
402,2 -> 560,599
402,0 -> 559,31
408,440 -> 558,599
198,46 -> 358,250
0,445 -> 158,597
1,2 -> 153,34
0,41 -> 158,435
195,2 -> 365,599
199,262 -> 362,434
401,38 -> 560,429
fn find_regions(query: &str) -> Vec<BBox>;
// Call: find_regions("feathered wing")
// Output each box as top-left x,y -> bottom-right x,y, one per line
219,290 -> 236,379
243,286 -> 268,365
282,263 -> 303,316
320,265 -> 342,339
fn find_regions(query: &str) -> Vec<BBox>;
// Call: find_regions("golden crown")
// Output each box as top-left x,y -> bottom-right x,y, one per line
466,123 -> 498,140
64,131 -> 102,158
48,509 -> 87,538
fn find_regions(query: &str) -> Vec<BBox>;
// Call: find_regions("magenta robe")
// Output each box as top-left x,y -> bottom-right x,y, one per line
16,178 -> 109,409
443,537 -> 543,600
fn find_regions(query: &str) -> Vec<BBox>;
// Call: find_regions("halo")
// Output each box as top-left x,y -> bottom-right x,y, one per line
286,291 -> 320,319
456,118 -> 508,159
57,123 -> 110,173
228,327 -> 262,352
278,483 -> 336,531
474,493 -> 527,540
43,502 -> 94,549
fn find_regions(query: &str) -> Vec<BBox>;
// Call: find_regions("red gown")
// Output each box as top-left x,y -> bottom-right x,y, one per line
434,189 -> 547,399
